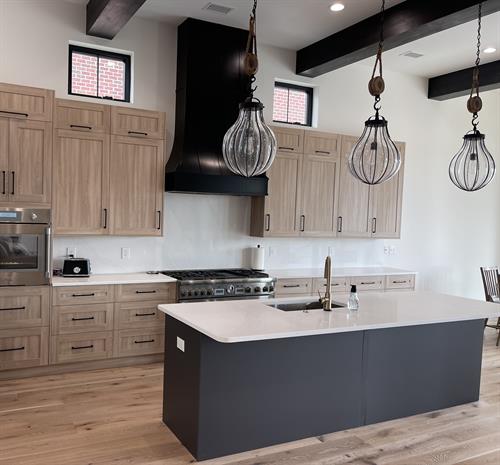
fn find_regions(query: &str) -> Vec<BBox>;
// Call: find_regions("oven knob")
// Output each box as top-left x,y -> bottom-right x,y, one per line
200,290 -> 206,296
263,286 -> 268,292
206,289 -> 213,296
194,291 -> 199,296
269,286 -> 274,292
181,291 -> 187,297
227,285 -> 234,294
187,291 -> 192,297
254,287 -> 261,293
245,287 -> 251,293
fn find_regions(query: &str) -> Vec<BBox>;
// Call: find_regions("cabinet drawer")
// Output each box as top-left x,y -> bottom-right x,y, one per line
275,278 -> 312,296
52,286 -> 114,306
0,82 -> 54,121
350,276 -> 384,291
312,277 -> 348,294
55,98 -> 110,133
115,283 -> 175,302
113,328 -> 164,357
51,304 -> 114,335
385,274 -> 415,290
111,107 -> 165,139
0,286 -> 49,329
0,327 -> 48,371
272,126 -> 304,153
304,131 -> 339,156
114,301 -> 165,330
50,331 -> 113,364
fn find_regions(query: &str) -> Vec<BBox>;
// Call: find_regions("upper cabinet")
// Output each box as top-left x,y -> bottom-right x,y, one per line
251,128 -> 405,239
111,107 -> 166,140
55,98 -> 110,133
0,83 -> 54,122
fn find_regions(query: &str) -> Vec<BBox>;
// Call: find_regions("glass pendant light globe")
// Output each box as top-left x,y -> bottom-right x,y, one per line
449,130 -> 495,191
223,100 -> 277,177
349,113 -> 401,185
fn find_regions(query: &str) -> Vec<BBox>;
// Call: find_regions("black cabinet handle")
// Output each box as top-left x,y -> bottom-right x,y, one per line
128,130 -> 148,136
300,215 -> 305,232
278,146 -> 294,151
0,306 -> 26,312
0,110 -> 28,118
10,171 -> 15,195
315,150 -> 330,154
1,170 -> 5,195
157,210 -> 161,230
135,312 -> 156,317
372,217 -> 377,234
71,344 -> 94,350
71,293 -> 95,297
70,124 -> 92,130
265,213 -> 271,232
337,216 -> 343,233
283,284 -> 301,288
134,339 -> 155,344
360,281 -> 376,285
0,346 -> 25,352
135,290 -> 157,294
103,208 -> 108,229
392,280 -> 408,284
71,316 -> 95,321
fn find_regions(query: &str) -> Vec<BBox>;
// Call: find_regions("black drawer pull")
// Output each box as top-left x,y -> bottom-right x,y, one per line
0,346 -> 25,352
135,290 -> 157,294
71,316 -> 95,321
135,312 -> 156,317
11,171 -> 15,195
70,124 -> 92,130
0,110 -> 28,118
128,130 -> 148,136
134,339 -> 155,344
1,170 -> 5,195
360,281 -> 376,285
278,146 -> 294,151
0,306 -> 26,312
315,150 -> 330,154
71,344 -> 94,350
392,280 -> 408,284
323,283 -> 340,287
71,293 -> 96,297
283,284 -> 301,288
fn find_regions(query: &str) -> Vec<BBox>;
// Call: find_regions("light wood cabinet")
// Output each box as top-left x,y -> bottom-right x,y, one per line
113,328 -> 165,358
50,331 -> 113,364
0,82 -> 54,121
111,107 -> 165,140
52,285 -> 114,306
273,126 -> 304,153
55,98 -> 110,133
115,283 -> 174,302
53,129 -> 110,235
312,277 -> 348,295
0,118 -> 8,202
109,136 -> 164,236
0,286 -> 49,329
275,278 -> 312,297
350,276 -> 385,292
303,130 -> 339,156
114,301 -> 165,330
385,274 -> 415,290
0,327 -> 49,370
51,304 -> 114,335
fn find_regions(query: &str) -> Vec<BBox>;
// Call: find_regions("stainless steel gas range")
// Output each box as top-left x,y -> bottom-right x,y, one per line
160,269 -> 276,302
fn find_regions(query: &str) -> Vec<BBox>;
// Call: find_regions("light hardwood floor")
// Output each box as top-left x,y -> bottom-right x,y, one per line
1,330 -> 500,465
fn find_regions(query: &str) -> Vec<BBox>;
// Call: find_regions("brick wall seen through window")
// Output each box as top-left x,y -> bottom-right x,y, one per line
69,45 -> 131,102
272,82 -> 313,126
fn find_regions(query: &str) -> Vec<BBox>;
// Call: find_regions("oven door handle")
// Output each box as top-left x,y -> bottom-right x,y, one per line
45,226 -> 52,279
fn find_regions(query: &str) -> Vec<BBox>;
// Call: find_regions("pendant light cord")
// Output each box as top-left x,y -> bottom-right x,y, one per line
244,0 -> 259,101
470,2 -> 482,130
370,0 -> 386,113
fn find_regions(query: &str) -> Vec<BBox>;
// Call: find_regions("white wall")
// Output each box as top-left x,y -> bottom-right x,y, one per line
2,1 -> 499,299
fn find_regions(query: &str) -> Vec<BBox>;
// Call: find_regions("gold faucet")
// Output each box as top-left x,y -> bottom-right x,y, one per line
320,255 -> 332,311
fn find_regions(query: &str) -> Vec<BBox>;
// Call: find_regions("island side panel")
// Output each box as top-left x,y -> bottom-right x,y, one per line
163,315 -> 202,457
363,319 -> 485,425
195,331 -> 365,460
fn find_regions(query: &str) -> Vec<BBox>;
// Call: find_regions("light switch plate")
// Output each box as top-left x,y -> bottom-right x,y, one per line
176,336 -> 185,352
121,247 -> 131,259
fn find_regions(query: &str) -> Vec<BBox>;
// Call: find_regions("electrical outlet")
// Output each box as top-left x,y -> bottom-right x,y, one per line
176,337 -> 185,352
121,247 -> 131,259
389,246 -> 396,255
384,246 -> 389,255
66,247 -> 77,257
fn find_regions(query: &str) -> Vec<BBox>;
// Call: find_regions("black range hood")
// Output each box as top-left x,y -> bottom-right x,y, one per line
165,18 -> 268,196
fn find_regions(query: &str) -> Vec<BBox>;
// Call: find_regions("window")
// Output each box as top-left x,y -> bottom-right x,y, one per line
272,82 -> 313,126
68,44 -> 131,102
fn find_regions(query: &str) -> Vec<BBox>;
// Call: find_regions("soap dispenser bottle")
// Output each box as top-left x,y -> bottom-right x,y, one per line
347,285 -> 359,311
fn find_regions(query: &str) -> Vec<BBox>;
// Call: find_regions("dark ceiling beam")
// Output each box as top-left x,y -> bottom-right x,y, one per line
296,0 -> 500,77
428,60 -> 500,100
86,0 -> 147,39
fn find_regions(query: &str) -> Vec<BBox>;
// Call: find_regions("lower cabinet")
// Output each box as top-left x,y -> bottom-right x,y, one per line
0,327 -> 49,370
50,331 -> 113,364
113,328 -> 165,358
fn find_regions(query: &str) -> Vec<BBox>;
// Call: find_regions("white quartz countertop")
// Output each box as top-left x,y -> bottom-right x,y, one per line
267,267 -> 416,279
51,272 -> 176,287
158,291 -> 500,343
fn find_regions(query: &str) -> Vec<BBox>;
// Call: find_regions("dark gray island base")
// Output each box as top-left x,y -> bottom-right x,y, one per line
162,315 -> 484,461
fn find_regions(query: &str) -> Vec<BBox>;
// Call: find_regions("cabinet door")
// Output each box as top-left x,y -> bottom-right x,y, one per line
271,126 -> 304,153
263,151 -> 300,236
8,120 -> 52,204
55,98 -> 110,133
298,153 -> 339,236
111,107 -> 165,140
337,136 -> 371,237
369,142 -> 405,238
0,83 -> 53,121
109,136 -> 164,236
303,131 -> 339,157
53,130 -> 110,235
0,118 -> 8,202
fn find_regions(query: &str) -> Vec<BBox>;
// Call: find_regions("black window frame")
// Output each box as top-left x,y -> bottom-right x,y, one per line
68,44 -> 132,103
273,81 -> 313,127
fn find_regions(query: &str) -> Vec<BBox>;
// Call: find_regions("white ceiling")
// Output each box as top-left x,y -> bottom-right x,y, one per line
65,0 -> 500,78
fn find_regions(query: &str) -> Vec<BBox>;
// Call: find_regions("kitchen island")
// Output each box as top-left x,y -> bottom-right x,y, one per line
158,292 -> 500,461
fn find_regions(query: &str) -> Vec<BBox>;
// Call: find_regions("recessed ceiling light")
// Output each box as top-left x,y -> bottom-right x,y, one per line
483,47 -> 497,54
330,3 -> 345,12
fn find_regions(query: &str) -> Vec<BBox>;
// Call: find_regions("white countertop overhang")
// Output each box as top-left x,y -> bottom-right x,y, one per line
158,291 -> 500,343
51,272 -> 176,287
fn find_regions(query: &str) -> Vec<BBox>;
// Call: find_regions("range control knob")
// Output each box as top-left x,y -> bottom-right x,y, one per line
200,290 -> 206,296
187,291 -> 192,297
254,287 -> 261,293
245,287 -> 251,293
263,287 -> 269,292
227,285 -> 235,294
194,291 -> 199,296
206,289 -> 213,296
181,291 -> 187,297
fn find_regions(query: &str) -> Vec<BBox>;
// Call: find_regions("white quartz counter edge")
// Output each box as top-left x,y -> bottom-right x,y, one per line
158,291 -> 500,343
51,273 -> 176,287
267,267 -> 417,279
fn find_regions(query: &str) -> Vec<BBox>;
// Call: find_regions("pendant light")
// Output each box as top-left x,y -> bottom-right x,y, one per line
449,2 -> 495,192
222,0 -> 277,178
348,0 -> 401,185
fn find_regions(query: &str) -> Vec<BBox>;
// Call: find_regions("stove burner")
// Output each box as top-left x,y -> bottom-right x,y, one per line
162,268 -> 269,281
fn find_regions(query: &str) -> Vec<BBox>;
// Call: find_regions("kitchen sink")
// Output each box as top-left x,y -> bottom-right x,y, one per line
271,300 -> 345,312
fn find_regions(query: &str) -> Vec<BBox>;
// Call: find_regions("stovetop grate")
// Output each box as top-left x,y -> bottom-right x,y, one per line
161,268 -> 269,281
